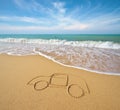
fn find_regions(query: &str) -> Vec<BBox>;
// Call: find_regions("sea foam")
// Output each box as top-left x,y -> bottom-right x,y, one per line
0,38 -> 120,49
0,38 -> 120,74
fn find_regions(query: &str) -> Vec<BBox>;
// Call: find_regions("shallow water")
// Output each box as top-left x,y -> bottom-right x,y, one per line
0,36 -> 120,74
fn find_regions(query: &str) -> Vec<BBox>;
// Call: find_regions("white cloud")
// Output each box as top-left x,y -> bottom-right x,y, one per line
0,0 -> 90,32
14,0 -> 26,9
0,16 -> 51,25
0,22 -> 89,32
0,0 -> 119,33
52,2 -> 66,14
64,24 -> 88,30
14,0 -> 49,13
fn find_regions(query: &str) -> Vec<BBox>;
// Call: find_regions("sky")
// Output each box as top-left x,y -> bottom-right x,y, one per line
0,0 -> 120,34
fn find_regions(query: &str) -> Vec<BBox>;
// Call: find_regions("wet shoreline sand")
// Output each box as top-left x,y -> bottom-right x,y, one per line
0,54 -> 120,110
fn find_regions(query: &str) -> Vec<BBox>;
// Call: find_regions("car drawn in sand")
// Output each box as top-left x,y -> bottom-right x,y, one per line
27,73 -> 90,98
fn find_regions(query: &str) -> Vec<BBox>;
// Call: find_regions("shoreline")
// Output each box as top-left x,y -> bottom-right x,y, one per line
37,52 -> 120,76
2,53 -> 120,76
0,37 -> 120,74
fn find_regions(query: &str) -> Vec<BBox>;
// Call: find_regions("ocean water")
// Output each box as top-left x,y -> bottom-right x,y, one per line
0,34 -> 120,75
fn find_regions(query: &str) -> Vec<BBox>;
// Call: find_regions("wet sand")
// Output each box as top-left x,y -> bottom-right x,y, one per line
0,54 -> 120,110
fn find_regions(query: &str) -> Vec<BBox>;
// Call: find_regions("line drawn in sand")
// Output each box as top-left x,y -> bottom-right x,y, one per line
27,73 -> 90,98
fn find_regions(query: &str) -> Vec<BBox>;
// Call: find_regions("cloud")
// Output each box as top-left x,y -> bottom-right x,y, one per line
63,24 -> 88,30
0,0 -> 119,33
52,2 -> 66,14
14,0 -> 24,9
14,0 -> 50,14
0,25 -> 53,31
0,16 -> 52,25
0,0 -> 89,31
0,22 -> 89,32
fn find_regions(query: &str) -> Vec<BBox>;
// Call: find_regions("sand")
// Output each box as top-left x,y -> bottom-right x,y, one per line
0,54 -> 120,110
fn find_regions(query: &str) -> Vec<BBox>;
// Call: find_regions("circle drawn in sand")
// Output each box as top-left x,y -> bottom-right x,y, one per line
34,80 -> 49,91
68,84 -> 84,98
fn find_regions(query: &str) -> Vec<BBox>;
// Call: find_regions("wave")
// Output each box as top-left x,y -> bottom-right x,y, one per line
35,51 -> 120,76
0,38 -> 120,49
0,38 -> 120,74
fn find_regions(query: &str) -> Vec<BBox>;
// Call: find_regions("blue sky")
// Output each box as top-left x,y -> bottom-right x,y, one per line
0,0 -> 120,34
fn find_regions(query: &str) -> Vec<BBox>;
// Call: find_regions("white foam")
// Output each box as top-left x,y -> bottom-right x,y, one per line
33,49 -> 120,76
0,38 -> 120,49
0,38 -> 120,75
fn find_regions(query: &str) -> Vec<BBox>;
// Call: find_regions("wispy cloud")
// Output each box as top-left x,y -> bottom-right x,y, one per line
0,0 -> 120,33
0,0 -> 89,32
14,0 -> 51,15
52,2 -> 66,14
0,16 -> 51,25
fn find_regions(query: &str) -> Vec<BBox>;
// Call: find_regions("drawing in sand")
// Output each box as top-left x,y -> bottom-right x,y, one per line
27,73 -> 90,98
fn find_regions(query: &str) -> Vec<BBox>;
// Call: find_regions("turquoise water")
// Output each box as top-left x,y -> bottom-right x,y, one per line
0,34 -> 120,74
0,34 -> 120,43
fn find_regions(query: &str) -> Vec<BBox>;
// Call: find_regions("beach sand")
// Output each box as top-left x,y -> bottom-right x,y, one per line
0,54 -> 120,110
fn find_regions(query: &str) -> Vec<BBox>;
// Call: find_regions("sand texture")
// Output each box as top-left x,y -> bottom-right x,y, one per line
0,54 -> 120,110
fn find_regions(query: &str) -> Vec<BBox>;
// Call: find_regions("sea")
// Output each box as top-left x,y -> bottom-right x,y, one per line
0,34 -> 120,75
